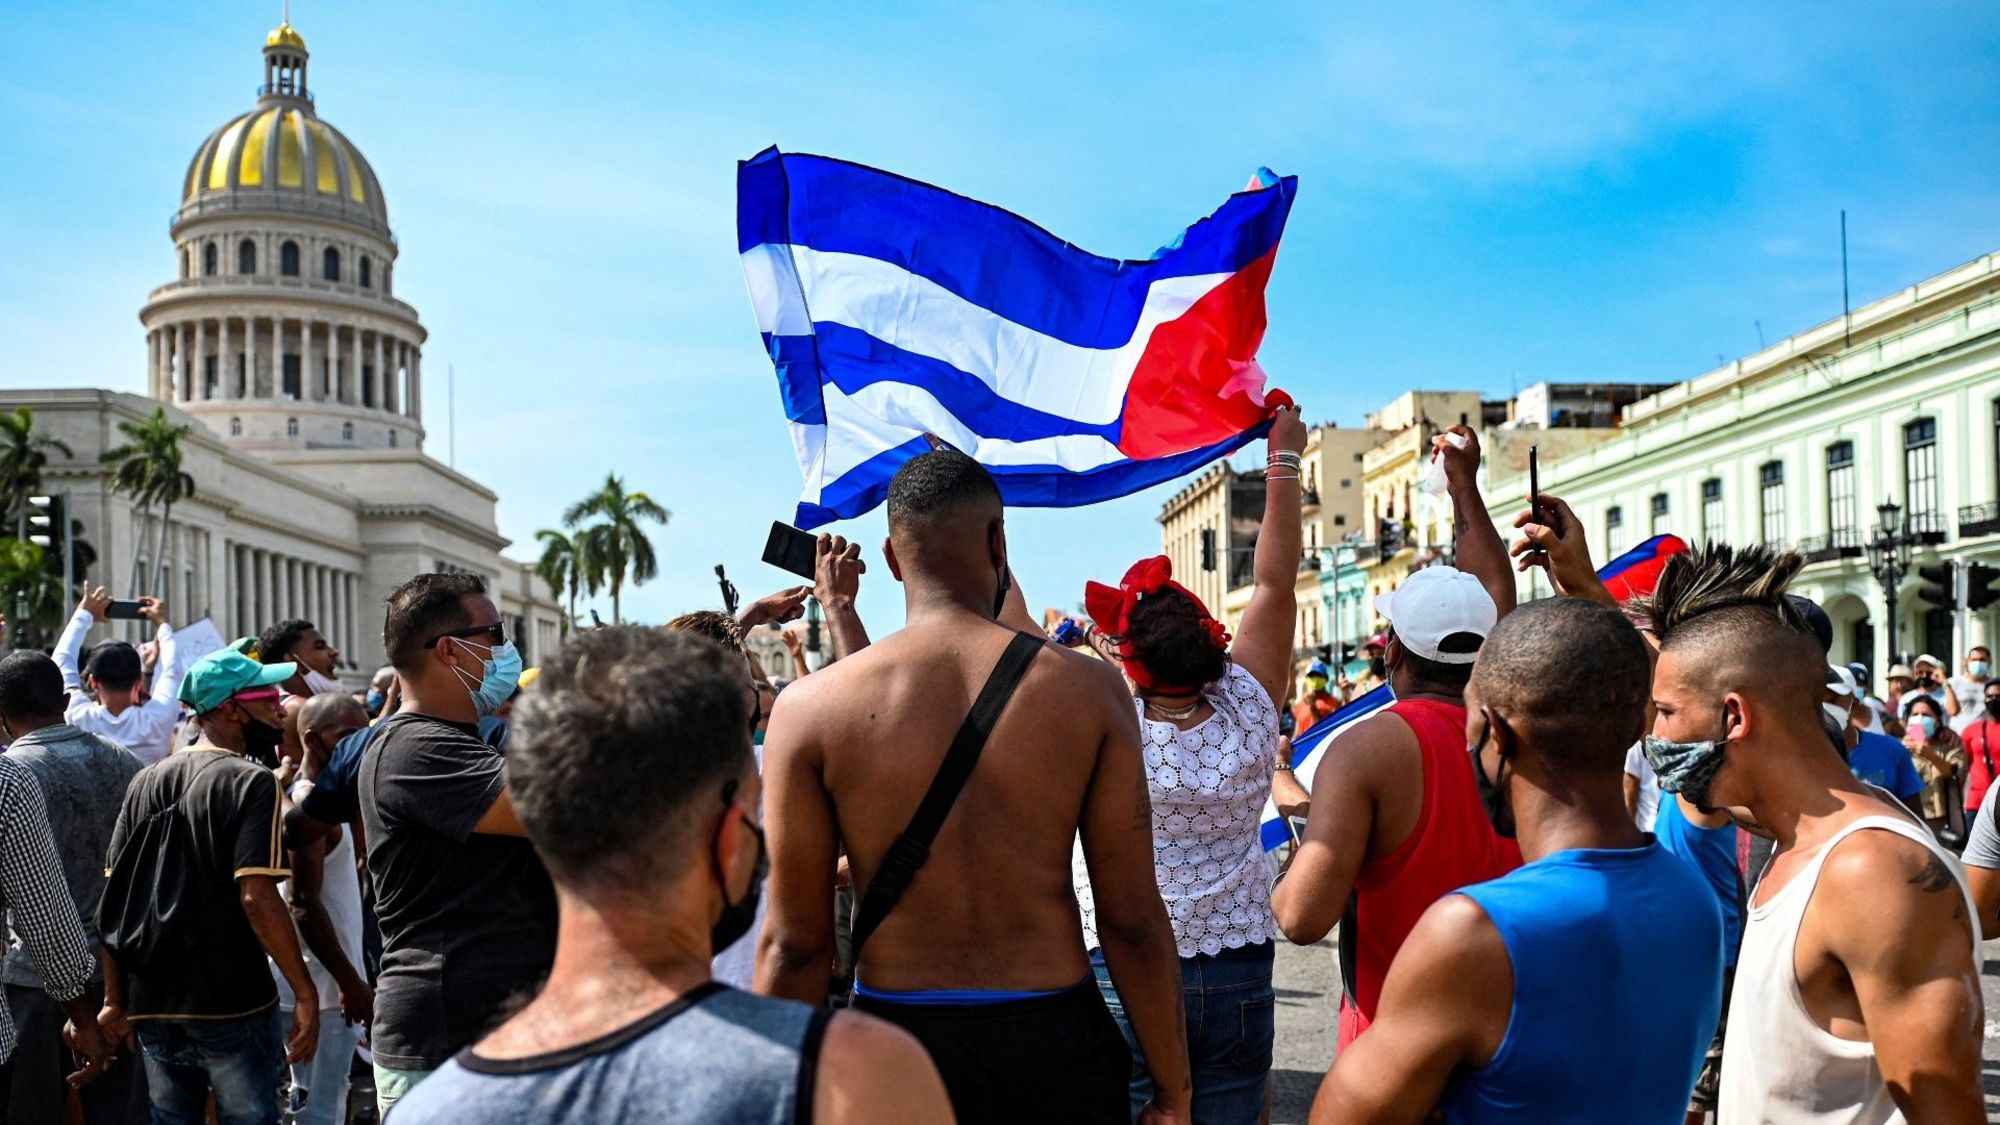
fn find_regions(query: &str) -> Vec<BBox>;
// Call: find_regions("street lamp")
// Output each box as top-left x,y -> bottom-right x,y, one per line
1866,498 -> 1916,667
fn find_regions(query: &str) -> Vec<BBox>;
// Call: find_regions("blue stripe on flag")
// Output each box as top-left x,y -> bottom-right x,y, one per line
811,324 -> 1119,443
763,333 -> 828,425
739,148 -> 1295,349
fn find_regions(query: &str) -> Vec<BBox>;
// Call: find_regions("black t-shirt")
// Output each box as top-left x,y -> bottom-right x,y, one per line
359,713 -> 557,1070
107,748 -> 288,1020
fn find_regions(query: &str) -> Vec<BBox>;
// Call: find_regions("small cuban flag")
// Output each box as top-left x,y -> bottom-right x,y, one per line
737,148 -> 1297,529
1258,534 -> 1693,852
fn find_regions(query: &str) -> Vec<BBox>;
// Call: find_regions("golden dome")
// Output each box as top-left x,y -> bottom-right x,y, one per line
181,105 -> 388,231
266,22 -> 307,51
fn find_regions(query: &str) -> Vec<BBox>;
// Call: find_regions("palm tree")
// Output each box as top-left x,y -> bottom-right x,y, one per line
562,473 -> 669,624
0,407 -> 73,540
102,408 -> 196,594
534,529 -> 583,638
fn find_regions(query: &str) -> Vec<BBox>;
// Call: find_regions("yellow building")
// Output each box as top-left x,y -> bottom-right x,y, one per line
1360,391 -> 1484,603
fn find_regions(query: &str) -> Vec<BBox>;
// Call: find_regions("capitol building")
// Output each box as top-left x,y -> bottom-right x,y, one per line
14,20 -> 563,675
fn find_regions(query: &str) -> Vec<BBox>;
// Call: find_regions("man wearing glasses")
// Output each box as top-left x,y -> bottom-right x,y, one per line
358,574 -> 551,1116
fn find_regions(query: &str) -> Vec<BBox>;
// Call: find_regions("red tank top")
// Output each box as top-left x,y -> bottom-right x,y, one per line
1964,719 -> 2000,812
1337,698 -> 1523,1048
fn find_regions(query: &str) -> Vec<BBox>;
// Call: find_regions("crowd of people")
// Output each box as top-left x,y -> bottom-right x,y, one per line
0,401 -> 1994,1123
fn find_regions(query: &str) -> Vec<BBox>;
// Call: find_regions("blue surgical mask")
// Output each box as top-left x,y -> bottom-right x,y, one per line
1642,713 -> 1733,808
365,689 -> 386,713
1971,660 -> 1991,679
1914,715 -> 1938,738
449,638 -> 522,717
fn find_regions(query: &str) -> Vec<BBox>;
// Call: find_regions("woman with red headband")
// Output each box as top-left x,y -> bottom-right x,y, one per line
1073,403 -> 1307,1124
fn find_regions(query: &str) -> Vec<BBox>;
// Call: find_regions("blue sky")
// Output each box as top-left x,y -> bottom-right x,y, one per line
4,1 -> 1998,631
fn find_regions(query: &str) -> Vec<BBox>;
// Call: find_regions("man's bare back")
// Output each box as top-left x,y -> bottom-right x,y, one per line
759,612 -> 1150,993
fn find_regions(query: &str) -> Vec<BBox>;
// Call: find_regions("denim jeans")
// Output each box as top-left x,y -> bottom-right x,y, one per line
1090,941 -> 1276,1125
280,1007 -> 362,1125
136,1007 -> 285,1125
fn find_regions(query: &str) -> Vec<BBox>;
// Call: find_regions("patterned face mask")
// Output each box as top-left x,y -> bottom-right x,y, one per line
1642,712 -> 1732,808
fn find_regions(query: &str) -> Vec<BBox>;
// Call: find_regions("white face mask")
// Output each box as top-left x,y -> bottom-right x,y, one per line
1822,701 -> 1853,729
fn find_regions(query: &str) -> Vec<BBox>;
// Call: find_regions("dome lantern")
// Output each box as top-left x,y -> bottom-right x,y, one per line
262,19 -> 310,104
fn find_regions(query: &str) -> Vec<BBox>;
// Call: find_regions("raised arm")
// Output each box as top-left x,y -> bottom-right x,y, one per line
1310,895 -> 1511,1124
814,534 -> 873,658
1436,425 -> 1515,618
1232,405 -> 1308,706
1509,492 -> 1615,608
754,682 -> 841,1004
137,597 -> 188,715
53,587 -> 106,693
1078,664 -> 1192,1119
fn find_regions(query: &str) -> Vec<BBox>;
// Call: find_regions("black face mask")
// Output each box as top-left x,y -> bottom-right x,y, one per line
709,782 -> 768,953
992,564 -> 1012,620
1369,657 -> 1388,680
1985,698 -> 2000,721
1468,714 -> 1516,839
242,716 -> 283,769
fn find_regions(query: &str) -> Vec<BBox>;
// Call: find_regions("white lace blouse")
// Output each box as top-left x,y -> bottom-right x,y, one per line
1074,662 -> 1281,959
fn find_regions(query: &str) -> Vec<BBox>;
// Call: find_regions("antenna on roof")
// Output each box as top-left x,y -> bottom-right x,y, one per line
448,363 -> 456,469
1840,210 -> 1853,349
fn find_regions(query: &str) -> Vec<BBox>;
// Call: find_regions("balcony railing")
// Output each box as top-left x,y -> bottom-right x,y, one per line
1301,488 -> 1321,510
1908,509 -> 1949,545
1798,530 -> 1865,563
1961,501 -> 2000,539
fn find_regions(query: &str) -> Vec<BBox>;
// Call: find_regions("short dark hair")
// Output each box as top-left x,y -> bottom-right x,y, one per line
1396,631 -> 1482,693
1972,646 -> 1992,659
886,449 -> 1001,531
258,619 -> 315,665
1119,587 -> 1227,691
1635,543 -> 1824,717
0,651 -> 67,718
84,641 -> 143,692
508,627 -> 751,891
1474,599 -> 1650,773
383,573 -> 487,671
665,611 -> 747,658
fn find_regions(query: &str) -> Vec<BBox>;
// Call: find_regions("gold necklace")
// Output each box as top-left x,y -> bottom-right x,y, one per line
1145,696 -> 1202,721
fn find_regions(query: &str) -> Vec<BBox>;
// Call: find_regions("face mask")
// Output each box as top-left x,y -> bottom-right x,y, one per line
992,564 -> 1012,620
1642,712 -> 1732,808
1822,702 -> 1852,730
1914,715 -> 1938,738
366,690 -> 386,714
449,638 -> 522,717
1971,660 -> 1991,679
1987,698 -> 2000,721
1369,658 -> 1388,680
242,714 -> 284,768
709,791 -> 768,953
1467,716 -> 1515,839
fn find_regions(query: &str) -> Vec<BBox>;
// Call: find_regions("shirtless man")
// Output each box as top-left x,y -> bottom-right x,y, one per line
1637,544 -> 1983,1123
756,449 -> 1192,1125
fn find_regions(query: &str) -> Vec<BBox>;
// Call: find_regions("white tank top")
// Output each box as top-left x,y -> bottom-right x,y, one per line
1717,812 -> 1978,1124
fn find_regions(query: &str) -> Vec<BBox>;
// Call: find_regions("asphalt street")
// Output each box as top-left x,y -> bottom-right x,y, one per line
1268,934 -> 2000,1124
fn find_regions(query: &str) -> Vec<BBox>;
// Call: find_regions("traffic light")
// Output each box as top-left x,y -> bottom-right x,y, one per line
1917,562 -> 1956,610
24,494 -> 73,595
1200,527 -> 1217,572
1970,563 -> 2000,612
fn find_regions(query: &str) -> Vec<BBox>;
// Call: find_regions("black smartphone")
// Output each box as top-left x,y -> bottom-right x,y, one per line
762,521 -> 818,580
104,600 -> 146,620
588,609 -> 603,628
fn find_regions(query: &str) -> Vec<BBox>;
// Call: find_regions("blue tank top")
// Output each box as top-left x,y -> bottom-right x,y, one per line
386,983 -> 830,1124
1441,843 -> 1724,1124
1652,796 -> 1743,968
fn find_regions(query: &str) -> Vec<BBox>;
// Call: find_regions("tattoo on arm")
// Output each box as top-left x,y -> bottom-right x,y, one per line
1909,852 -> 1957,895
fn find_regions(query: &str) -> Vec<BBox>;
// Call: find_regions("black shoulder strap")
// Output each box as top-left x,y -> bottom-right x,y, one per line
848,631 -> 1044,961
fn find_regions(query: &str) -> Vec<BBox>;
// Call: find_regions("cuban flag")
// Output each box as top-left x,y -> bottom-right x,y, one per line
1259,536 -> 1691,852
738,148 -> 1297,528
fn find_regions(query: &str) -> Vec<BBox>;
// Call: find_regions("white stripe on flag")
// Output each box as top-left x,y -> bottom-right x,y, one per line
827,381 -> 1128,473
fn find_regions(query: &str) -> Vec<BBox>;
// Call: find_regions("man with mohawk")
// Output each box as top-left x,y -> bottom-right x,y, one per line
1637,544 -> 1983,1124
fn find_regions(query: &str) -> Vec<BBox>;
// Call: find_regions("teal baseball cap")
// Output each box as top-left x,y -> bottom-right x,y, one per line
180,649 -> 296,714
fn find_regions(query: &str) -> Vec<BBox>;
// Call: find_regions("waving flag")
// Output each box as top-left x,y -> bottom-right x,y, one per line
1259,537 -> 1690,852
738,148 -> 1297,528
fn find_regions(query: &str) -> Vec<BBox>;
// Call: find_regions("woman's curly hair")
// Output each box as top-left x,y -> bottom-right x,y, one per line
1117,587 -> 1228,690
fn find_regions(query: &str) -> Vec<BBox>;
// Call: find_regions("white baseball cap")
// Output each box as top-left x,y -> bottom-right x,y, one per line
1914,653 -> 1943,671
1825,664 -> 1857,697
1374,567 -> 1497,664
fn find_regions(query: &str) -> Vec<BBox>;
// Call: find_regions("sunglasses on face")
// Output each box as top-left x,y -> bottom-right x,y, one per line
429,622 -> 507,649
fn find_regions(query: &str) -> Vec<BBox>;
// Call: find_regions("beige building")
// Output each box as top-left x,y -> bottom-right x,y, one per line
8,20 -> 561,676
1359,391 -> 1484,603
1484,248 -> 2000,674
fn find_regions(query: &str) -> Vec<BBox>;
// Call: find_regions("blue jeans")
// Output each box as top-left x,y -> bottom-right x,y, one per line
1090,941 -> 1275,1125
281,1007 -> 362,1125
136,1007 -> 284,1125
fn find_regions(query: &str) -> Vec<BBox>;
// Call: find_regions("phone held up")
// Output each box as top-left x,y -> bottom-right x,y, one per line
1526,445 -> 1547,559
762,521 -> 819,581
104,599 -> 147,620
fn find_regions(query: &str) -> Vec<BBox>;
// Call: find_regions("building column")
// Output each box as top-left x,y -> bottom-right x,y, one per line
384,340 -> 400,414
246,315 -> 260,399
330,572 -> 347,661
316,566 -> 331,637
341,325 -> 356,404
343,573 -> 358,665
304,320 -> 320,402
409,349 -> 422,421
248,548 -> 264,628
193,320 -> 208,401
147,330 -> 160,399
172,323 -> 187,402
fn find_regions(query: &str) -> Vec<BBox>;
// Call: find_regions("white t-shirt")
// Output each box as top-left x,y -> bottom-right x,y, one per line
53,609 -> 189,765
273,816 -> 365,1012
1623,743 -> 1660,831
1948,676 -> 1986,734
1074,662 -> 1281,959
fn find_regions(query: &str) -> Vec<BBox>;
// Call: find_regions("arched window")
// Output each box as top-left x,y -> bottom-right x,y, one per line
359,255 -> 371,289
322,247 -> 340,282
280,240 -> 300,277
238,238 -> 256,275
341,422 -> 354,441
286,417 -> 299,438
229,416 -> 242,436
202,243 -> 218,276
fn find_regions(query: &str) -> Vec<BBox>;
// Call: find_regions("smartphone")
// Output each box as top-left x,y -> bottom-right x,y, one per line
104,600 -> 146,620
1528,444 -> 1543,525
588,609 -> 604,628
762,520 -> 818,580
1286,815 -> 1309,848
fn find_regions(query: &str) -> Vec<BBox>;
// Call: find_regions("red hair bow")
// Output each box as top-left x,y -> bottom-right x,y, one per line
1084,555 -> 1231,694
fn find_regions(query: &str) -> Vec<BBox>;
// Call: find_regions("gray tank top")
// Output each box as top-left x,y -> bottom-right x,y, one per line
386,983 -> 831,1124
